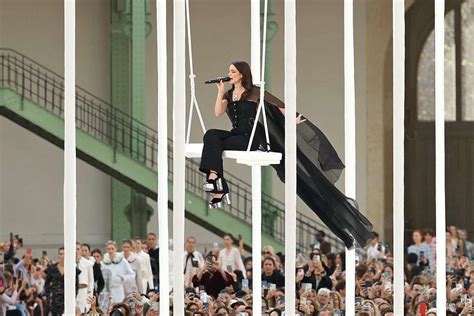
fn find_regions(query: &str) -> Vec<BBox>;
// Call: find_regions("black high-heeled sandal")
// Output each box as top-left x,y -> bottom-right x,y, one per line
208,174 -> 231,208
203,171 -> 225,193
209,192 -> 231,209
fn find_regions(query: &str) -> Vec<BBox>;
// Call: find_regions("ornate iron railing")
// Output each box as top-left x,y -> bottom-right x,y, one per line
0,48 -> 346,253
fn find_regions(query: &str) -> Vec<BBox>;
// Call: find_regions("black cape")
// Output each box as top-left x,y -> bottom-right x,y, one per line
248,86 -> 373,248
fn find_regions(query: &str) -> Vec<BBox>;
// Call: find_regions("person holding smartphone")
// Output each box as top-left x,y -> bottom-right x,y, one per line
191,255 -> 232,299
301,253 -> 332,291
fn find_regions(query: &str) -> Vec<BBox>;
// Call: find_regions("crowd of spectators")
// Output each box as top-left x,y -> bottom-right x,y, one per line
0,225 -> 473,315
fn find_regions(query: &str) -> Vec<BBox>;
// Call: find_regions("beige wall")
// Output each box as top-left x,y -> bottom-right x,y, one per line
1,0 -> 396,247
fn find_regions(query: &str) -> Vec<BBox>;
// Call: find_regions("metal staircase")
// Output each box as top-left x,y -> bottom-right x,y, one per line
0,48 -> 344,253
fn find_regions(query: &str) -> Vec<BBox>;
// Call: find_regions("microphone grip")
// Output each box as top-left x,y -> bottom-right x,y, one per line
204,76 -> 230,84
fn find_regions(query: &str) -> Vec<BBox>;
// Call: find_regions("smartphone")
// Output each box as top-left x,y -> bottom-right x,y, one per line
18,270 -> 23,281
205,255 -> 213,263
269,283 -> 276,291
151,302 -> 159,311
364,280 -> 373,288
355,297 -> 362,305
279,296 -> 285,305
300,297 -> 307,305
200,291 -> 207,303
460,294 -> 468,303
0,252 -> 4,264
383,272 -> 391,279
301,283 -> 312,291
226,265 -> 233,273
242,279 -> 249,290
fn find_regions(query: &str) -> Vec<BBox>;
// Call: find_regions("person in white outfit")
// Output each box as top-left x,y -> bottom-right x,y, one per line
76,242 -> 94,313
218,234 -> 245,273
101,240 -> 135,303
134,238 -> 154,292
184,236 -> 204,287
121,240 -> 144,296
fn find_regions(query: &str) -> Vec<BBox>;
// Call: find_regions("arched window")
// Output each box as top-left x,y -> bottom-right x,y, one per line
416,1 -> 474,121
405,0 -> 474,236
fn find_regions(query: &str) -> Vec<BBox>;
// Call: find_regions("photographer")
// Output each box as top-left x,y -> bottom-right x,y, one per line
300,253 -> 332,291
191,255 -> 232,298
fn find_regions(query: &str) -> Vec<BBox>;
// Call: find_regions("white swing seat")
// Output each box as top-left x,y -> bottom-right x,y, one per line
185,143 -> 282,166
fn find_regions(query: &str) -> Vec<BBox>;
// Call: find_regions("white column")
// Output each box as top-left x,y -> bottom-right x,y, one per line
63,0 -> 76,314
251,0 -> 261,83
435,0 -> 446,313
251,166 -> 262,313
392,1 -> 405,314
284,0 -> 297,315
157,0 -> 169,313
343,0 -> 356,314
173,0 -> 186,313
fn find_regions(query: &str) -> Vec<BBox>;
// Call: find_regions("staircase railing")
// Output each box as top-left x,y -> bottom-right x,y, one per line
0,48 -> 345,253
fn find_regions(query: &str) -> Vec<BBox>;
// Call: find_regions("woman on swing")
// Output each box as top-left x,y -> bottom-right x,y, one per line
200,61 -> 374,249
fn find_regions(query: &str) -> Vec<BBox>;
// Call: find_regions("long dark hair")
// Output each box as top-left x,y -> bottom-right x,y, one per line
228,61 -> 254,100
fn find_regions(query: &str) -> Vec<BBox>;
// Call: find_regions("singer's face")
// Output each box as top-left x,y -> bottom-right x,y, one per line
228,64 -> 242,85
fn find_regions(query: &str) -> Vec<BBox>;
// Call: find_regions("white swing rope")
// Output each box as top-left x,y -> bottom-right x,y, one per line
247,0 -> 270,151
392,0 -> 405,314
246,0 -> 271,153
185,0 -> 207,145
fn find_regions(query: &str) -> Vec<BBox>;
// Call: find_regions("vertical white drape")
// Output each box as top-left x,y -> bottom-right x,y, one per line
343,0 -> 356,314
157,0 -> 169,313
63,1 -> 76,314
392,0 -> 405,314
435,0 -> 447,313
173,0 -> 186,313
251,0 -> 261,83
284,0 -> 297,315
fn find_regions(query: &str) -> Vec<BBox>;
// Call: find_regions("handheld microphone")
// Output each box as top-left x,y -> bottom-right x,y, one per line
204,76 -> 230,84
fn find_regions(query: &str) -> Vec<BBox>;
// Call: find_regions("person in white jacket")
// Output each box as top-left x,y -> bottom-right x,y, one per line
134,238 -> 154,292
121,240 -> 144,296
76,242 -> 94,313
101,240 -> 135,303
